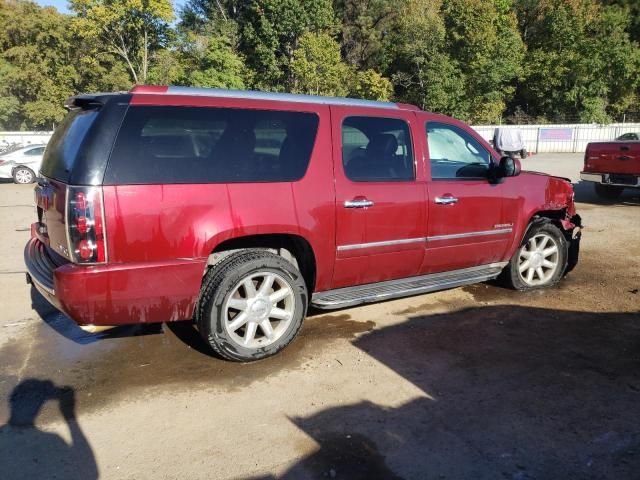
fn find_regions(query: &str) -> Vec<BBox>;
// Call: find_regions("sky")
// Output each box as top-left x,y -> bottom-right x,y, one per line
34,0 -> 186,15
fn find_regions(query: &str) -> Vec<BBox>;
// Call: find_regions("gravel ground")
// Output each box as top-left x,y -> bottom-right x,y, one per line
0,154 -> 638,480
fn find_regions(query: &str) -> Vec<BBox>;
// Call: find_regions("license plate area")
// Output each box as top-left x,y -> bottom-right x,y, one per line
609,174 -> 637,185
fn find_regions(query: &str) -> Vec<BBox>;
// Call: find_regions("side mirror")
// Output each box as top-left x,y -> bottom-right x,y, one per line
499,156 -> 521,177
488,156 -> 521,184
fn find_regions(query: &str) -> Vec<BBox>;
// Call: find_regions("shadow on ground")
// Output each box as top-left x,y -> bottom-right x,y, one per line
573,180 -> 640,206
0,380 -> 98,480
259,305 -> 640,480
30,286 -> 163,345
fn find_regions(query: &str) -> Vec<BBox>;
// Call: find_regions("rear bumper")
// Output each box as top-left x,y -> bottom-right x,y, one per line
0,164 -> 14,178
24,237 -> 206,326
580,172 -> 640,187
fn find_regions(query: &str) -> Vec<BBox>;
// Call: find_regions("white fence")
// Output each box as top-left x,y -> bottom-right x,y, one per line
2,122 -> 640,154
0,131 -> 53,148
472,123 -> 640,153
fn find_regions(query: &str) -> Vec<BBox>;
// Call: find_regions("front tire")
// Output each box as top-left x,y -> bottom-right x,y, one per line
500,222 -> 568,290
594,183 -> 624,200
195,250 -> 308,362
13,167 -> 35,184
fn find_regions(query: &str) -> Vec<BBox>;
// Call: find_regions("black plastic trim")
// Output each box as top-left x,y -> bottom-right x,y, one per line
68,94 -> 131,185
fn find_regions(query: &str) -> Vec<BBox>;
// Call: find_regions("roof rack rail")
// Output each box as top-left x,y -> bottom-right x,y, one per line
129,85 -> 404,110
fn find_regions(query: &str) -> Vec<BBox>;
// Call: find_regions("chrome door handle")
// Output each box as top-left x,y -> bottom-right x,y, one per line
435,196 -> 458,205
344,199 -> 374,208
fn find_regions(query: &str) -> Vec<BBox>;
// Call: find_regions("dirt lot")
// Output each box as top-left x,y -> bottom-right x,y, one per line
0,153 -> 638,479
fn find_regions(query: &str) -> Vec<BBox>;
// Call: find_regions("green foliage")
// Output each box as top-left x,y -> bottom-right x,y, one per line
349,70 -> 392,101
70,0 -> 174,83
291,32 -> 350,96
236,0 -> 336,89
1,0 -> 639,130
514,0 -> 640,123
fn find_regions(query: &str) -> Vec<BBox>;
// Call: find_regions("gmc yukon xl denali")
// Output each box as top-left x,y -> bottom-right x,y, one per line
581,140 -> 640,199
25,86 -> 582,361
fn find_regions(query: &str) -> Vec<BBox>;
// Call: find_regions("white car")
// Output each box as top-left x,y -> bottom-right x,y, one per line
0,144 -> 47,184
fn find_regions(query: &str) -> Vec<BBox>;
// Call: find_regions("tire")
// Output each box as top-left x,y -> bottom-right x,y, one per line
195,250 -> 308,362
500,221 -> 568,291
594,183 -> 624,200
520,149 -> 527,158
13,167 -> 35,184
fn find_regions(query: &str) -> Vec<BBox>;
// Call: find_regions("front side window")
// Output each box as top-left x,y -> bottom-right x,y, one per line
106,106 -> 319,184
342,116 -> 414,182
426,122 -> 491,180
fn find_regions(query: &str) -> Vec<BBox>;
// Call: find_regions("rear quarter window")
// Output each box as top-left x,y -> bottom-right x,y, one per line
104,106 -> 320,184
40,109 -> 99,181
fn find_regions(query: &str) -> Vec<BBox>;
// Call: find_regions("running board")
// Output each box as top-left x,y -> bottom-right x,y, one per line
311,262 -> 508,309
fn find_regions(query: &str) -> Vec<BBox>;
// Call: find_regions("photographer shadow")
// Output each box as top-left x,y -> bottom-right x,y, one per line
0,379 -> 98,480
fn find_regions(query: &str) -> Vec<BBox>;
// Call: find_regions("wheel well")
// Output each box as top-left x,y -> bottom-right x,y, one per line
527,210 -> 569,239
208,234 -> 317,292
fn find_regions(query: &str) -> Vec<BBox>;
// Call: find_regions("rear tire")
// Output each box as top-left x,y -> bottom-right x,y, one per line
13,167 -> 35,184
195,250 -> 308,362
594,183 -> 624,200
500,222 -> 568,291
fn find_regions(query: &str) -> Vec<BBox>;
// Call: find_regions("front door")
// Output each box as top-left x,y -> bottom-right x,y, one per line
421,120 -> 510,273
331,108 -> 426,289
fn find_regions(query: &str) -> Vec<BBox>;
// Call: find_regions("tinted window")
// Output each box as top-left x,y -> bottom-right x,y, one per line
106,106 -> 319,184
342,116 -> 414,182
40,108 -> 100,181
25,147 -> 45,155
426,122 -> 491,179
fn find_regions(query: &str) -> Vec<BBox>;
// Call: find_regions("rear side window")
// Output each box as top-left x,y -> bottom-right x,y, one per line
342,116 -> 414,182
40,109 -> 100,181
105,106 -> 320,184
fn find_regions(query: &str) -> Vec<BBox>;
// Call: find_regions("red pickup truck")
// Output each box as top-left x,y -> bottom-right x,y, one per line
581,140 -> 640,199
24,86 -> 582,361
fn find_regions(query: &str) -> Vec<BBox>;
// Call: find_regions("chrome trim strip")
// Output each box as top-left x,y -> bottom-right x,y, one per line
166,86 -> 399,110
427,228 -> 512,242
336,228 -> 512,251
580,172 -> 603,183
337,237 -> 427,252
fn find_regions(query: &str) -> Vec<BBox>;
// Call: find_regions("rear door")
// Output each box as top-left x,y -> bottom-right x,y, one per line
331,106 -> 426,289
421,118 -> 510,273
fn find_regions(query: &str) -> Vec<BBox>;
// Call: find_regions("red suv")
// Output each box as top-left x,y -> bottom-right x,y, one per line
25,86 -> 582,361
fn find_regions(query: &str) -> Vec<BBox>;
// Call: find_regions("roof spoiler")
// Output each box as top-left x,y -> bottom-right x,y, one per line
64,92 -> 128,110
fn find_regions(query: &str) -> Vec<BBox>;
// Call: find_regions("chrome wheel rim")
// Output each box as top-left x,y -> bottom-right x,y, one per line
222,271 -> 295,349
517,233 -> 560,286
15,169 -> 33,184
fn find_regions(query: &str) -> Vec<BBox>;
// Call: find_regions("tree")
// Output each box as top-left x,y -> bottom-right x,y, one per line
513,0 -> 640,123
290,32 -> 392,100
70,0 -> 174,84
0,1 -> 79,129
291,32 -> 350,96
334,0 -> 397,70
236,0 -> 336,89
441,0 -> 525,123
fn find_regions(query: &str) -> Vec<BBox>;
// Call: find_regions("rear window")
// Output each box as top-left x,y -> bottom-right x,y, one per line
105,106 -> 320,184
40,108 -> 99,181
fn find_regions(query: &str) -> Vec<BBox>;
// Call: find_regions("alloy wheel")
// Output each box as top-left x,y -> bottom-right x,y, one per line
221,271 -> 295,349
14,169 -> 33,184
517,233 -> 560,286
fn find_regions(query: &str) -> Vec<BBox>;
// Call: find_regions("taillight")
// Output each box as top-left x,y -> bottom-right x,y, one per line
67,186 -> 107,264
